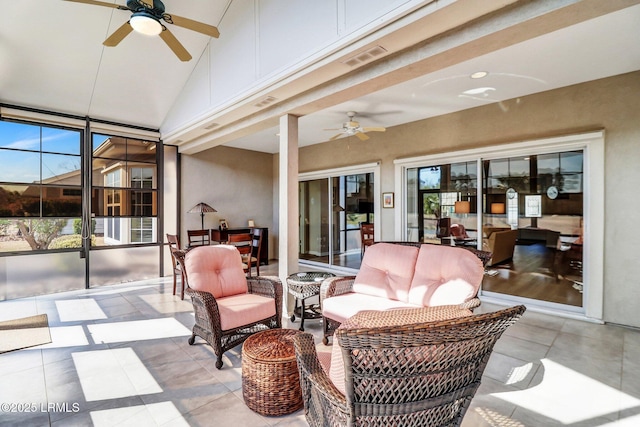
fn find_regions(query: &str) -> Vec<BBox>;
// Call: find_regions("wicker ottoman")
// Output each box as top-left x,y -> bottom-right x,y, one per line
242,328 -> 303,416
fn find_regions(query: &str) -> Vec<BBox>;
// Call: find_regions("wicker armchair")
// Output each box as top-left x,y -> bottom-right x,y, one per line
172,246 -> 283,369
293,304 -> 526,427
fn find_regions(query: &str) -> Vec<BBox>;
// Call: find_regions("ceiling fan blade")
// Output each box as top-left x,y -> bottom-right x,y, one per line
103,22 -> 133,47
355,132 -> 370,141
323,128 -> 342,131
159,27 -> 192,61
162,13 -> 220,38
329,133 -> 343,141
362,127 -> 386,132
64,0 -> 129,11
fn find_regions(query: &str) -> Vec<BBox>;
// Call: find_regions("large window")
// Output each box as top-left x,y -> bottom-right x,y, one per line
0,120 -> 82,252
92,135 -> 158,246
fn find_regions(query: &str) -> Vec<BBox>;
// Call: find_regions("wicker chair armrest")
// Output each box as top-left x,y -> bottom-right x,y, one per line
247,276 -> 282,299
247,276 -> 283,327
459,297 -> 481,311
292,333 -> 348,413
184,287 -> 221,328
320,276 -> 356,301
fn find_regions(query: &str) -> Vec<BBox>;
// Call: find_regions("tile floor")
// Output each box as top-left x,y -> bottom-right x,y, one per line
1,266 -> 639,426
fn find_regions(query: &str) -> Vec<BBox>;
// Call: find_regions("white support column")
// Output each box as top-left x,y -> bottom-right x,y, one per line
278,114 -> 299,317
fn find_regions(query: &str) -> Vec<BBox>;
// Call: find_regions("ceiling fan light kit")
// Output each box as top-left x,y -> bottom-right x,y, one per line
130,12 -> 162,36
65,0 -> 220,61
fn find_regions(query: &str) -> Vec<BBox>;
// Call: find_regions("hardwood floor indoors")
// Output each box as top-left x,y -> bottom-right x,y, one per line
482,242 -> 583,307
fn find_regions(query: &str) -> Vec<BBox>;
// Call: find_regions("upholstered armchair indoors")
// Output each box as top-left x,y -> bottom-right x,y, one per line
172,245 -> 282,369
293,304 -> 526,427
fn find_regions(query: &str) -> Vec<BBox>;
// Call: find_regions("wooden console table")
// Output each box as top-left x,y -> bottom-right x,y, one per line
211,227 -> 269,265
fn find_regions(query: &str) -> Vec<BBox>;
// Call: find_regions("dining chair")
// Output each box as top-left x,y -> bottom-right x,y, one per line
249,228 -> 263,277
187,229 -> 210,247
227,232 -> 253,276
166,234 -> 185,299
359,222 -> 374,258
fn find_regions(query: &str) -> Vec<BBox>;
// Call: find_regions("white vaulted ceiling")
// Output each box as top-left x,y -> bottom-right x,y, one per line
1,1 -> 639,152
0,0 -> 230,129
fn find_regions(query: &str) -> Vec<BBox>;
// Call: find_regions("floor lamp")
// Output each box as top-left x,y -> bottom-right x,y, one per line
188,202 -> 217,230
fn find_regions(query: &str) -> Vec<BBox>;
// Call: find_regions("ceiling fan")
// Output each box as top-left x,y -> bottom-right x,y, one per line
64,0 -> 220,62
325,111 -> 386,141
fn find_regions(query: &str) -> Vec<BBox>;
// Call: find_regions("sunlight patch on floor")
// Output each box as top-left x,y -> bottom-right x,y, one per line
55,298 -> 107,322
493,359 -> 640,424
73,348 -> 161,402
90,401 -> 190,427
87,317 -> 191,344
37,325 -> 89,349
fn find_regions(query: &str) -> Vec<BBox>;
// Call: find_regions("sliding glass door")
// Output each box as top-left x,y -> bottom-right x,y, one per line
299,171 -> 374,270
403,147 -> 585,309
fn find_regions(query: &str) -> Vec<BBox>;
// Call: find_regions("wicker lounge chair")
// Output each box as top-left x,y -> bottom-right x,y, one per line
293,304 -> 526,427
172,245 -> 282,369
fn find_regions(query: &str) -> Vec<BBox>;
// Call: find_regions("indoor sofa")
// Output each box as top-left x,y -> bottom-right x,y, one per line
320,242 -> 485,344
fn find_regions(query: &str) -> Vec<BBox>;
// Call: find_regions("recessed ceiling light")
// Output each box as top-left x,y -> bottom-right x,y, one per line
470,71 -> 488,79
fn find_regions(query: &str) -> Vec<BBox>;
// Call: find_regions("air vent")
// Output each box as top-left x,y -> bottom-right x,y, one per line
254,96 -> 277,108
204,122 -> 220,130
341,45 -> 387,67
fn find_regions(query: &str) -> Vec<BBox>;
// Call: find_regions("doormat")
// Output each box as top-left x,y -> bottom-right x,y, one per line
0,314 -> 51,354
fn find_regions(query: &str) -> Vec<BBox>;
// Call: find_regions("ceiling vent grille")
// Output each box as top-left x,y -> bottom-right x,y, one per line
204,122 -> 220,130
341,45 -> 387,67
254,96 -> 277,108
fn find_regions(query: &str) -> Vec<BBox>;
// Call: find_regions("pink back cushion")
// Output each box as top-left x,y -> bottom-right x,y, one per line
353,243 -> 419,303
185,245 -> 248,298
408,245 -> 483,306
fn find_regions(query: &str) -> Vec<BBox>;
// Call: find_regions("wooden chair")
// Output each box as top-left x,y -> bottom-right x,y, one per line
249,228 -> 263,277
172,245 -> 283,369
227,232 -> 253,276
187,229 -> 210,247
293,304 -> 526,427
359,222 -> 374,257
166,234 -> 185,300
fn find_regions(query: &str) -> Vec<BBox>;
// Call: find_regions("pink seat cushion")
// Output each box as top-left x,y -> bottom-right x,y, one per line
185,245 -> 248,298
217,293 -> 276,331
408,245 -> 483,306
322,292 -> 420,324
328,306 -> 473,395
352,243 -> 419,303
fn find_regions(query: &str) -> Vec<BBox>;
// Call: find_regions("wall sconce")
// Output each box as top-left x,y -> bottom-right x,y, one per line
491,203 -> 505,214
454,201 -> 470,214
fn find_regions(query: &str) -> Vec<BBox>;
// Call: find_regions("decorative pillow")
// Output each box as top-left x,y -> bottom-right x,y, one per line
185,245 -> 248,298
352,243 -> 419,303
328,305 -> 473,395
407,245 -> 483,306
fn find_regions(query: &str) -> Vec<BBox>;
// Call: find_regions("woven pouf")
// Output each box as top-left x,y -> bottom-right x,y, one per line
242,329 -> 303,416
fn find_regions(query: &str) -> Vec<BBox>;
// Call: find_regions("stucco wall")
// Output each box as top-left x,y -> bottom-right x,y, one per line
298,71 -> 640,327
181,146 -> 274,259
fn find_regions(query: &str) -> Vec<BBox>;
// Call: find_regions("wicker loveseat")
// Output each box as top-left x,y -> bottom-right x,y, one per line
293,304 -> 526,427
321,242 -> 487,344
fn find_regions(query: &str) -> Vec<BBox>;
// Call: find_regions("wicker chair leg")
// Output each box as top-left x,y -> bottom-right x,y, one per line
215,356 -> 223,370
188,333 -> 196,345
